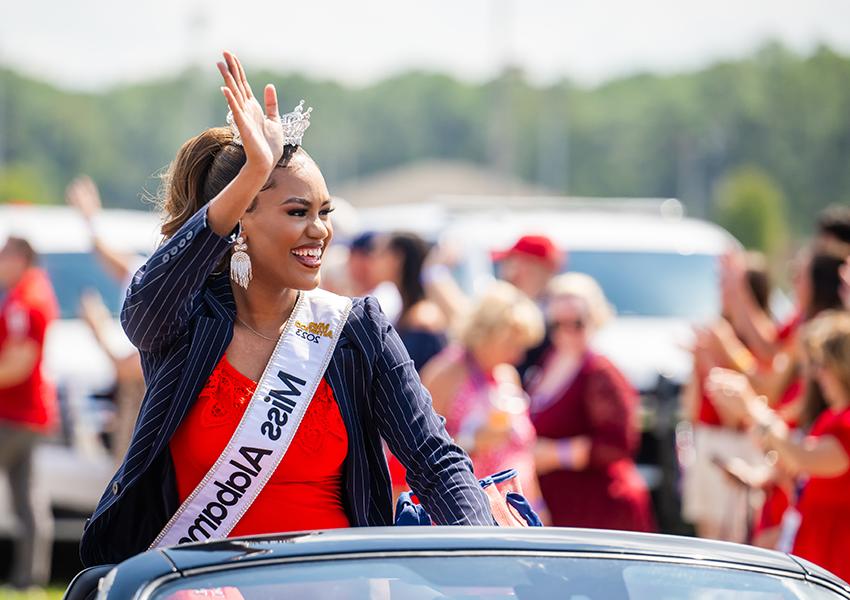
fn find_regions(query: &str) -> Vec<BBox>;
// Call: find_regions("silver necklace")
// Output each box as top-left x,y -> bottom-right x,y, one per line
235,293 -> 299,342
236,317 -> 282,341
236,317 -> 278,342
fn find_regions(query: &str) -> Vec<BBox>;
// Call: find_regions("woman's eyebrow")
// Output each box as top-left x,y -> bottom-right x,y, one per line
282,197 -> 310,206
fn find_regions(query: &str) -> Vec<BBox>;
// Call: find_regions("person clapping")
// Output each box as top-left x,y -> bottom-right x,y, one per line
708,310 -> 850,581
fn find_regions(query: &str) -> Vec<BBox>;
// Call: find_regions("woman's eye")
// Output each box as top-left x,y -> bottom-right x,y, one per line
288,209 -> 307,217
321,208 -> 336,216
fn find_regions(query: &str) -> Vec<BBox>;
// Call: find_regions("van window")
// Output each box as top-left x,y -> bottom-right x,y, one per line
41,253 -> 124,319
566,251 -> 719,320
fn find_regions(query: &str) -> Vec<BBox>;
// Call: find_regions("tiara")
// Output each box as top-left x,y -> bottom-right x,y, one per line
226,99 -> 313,148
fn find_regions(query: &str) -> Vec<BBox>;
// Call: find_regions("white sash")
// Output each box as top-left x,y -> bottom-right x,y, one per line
151,288 -> 353,548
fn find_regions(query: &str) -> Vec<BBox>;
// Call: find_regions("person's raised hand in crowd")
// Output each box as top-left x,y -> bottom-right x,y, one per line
719,250 -> 747,303
65,175 -> 103,223
421,238 -> 472,326
705,367 -> 762,426
65,174 -> 138,284
707,367 -> 791,450
690,324 -> 721,367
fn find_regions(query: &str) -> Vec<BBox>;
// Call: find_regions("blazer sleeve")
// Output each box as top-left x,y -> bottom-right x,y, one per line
121,204 -> 238,352
362,298 -> 495,526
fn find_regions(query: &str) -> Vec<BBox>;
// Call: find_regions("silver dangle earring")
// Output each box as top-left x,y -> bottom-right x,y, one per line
230,232 -> 252,289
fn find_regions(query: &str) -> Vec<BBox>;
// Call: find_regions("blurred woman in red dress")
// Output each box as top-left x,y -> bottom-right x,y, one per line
528,273 -> 654,531
709,311 -> 850,582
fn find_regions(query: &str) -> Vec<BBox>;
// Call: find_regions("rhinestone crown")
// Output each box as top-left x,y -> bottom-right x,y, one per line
227,99 -> 313,148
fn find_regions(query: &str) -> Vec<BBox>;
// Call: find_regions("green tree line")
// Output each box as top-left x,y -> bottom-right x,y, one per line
1,42 -> 848,243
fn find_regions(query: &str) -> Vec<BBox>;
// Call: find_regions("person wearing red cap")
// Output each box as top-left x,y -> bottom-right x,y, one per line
492,235 -> 563,303
424,234 -> 562,318
494,236 -> 563,382
422,234 -> 562,383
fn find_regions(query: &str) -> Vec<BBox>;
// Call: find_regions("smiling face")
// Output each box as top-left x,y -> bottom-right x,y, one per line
239,152 -> 334,291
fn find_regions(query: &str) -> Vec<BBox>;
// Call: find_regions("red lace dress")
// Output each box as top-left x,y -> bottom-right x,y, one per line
169,355 -> 350,536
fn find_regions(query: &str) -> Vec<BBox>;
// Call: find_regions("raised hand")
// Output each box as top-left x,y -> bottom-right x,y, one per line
218,51 -> 284,173
705,367 -> 758,424
66,175 -> 102,223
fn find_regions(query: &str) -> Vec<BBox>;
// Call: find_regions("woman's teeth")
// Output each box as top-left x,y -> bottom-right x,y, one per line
292,248 -> 322,258
291,247 -> 323,267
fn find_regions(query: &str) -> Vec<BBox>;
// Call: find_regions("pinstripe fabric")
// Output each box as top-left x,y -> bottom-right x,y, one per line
79,204 -> 493,567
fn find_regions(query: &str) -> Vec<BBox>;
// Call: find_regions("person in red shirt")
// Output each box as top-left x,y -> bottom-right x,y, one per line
709,310 -> 850,582
0,236 -> 59,589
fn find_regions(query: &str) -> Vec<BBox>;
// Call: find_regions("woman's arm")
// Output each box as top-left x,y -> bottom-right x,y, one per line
763,431 -> 850,478
707,367 -> 850,478
122,52 -> 282,352
121,199 -> 241,352
720,252 -> 780,363
364,299 -> 495,526
65,175 -> 136,283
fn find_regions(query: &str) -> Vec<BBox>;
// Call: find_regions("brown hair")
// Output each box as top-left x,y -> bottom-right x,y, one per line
2,236 -> 37,267
806,310 -> 850,405
744,252 -> 771,312
807,253 -> 845,320
159,127 -> 300,239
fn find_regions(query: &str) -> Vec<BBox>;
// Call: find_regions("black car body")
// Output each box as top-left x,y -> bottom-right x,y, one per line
66,527 -> 850,599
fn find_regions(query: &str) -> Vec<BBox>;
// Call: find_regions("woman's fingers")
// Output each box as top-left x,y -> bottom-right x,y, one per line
264,84 -> 279,119
223,51 -> 249,103
217,61 -> 244,109
233,54 -> 254,99
221,87 -> 248,132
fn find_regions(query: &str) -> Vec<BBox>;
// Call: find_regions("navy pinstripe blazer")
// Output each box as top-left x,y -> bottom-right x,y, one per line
79,205 -> 493,567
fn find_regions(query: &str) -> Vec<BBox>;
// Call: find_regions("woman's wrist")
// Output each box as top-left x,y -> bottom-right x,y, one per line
740,394 -> 768,428
750,401 -> 786,444
240,160 -> 274,183
555,439 -> 577,470
207,164 -> 270,236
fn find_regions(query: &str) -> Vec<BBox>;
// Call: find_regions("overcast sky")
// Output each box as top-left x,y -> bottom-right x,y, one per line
2,0 -> 850,90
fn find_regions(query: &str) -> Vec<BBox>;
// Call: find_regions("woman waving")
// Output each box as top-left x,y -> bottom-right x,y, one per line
80,52 -> 493,567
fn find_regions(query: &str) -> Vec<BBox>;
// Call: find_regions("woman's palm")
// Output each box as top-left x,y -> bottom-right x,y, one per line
237,97 -> 283,166
218,52 -> 284,171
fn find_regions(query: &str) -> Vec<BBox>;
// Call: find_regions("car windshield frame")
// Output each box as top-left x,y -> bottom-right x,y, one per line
144,549 -> 850,600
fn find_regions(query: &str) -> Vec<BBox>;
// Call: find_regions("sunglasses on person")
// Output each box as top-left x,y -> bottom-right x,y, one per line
550,318 -> 586,332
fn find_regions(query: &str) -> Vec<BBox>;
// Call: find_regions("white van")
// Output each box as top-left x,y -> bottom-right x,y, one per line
360,197 -> 736,388
357,197 -> 740,532
0,204 -> 160,540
